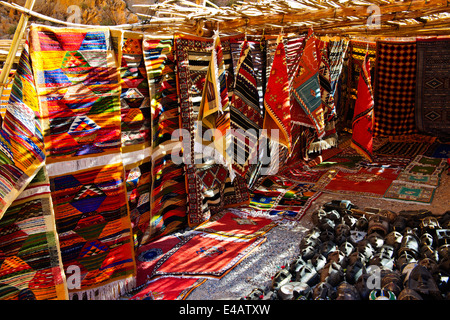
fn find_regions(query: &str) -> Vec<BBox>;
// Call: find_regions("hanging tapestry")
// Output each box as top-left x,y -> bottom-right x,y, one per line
29,25 -> 136,299
374,41 -> 417,136
340,40 -> 376,131
0,167 -> 68,300
129,276 -> 206,300
263,39 -> 292,152
174,33 -> 249,227
111,30 -> 151,249
194,209 -> 277,240
230,40 -> 262,177
135,235 -> 181,287
291,29 -> 324,139
153,233 -> 265,278
143,35 -> 187,242
0,42 -> 45,219
415,37 -> 450,138
329,39 -> 348,98
319,167 -> 401,198
351,52 -> 374,161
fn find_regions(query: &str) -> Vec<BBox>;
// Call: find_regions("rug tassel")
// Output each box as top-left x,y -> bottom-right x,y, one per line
69,276 -> 136,300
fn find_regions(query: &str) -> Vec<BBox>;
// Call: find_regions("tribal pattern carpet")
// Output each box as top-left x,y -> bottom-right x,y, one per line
415,37 -> 450,138
29,26 -> 136,298
374,41 -> 417,136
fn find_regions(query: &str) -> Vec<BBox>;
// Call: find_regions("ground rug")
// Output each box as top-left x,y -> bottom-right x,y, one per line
153,233 -> 265,278
129,276 -> 206,300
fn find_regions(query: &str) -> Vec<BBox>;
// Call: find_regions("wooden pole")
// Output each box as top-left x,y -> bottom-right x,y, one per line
0,0 -> 35,100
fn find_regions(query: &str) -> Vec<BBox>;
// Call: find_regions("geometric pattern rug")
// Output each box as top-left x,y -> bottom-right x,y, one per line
129,276 -> 206,300
153,233 -> 265,279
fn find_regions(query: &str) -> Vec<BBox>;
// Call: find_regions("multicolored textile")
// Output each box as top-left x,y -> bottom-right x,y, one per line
415,37 -> 450,138
319,167 -> 401,198
351,52 -> 374,161
263,39 -> 292,152
340,40 -> 376,130
153,233 -> 265,278
194,209 -> 277,240
396,155 -> 446,187
291,29 -> 324,139
130,276 -> 206,300
174,33 -> 249,227
0,167 -> 67,300
250,176 -> 322,220
375,134 -> 436,159
111,30 -> 151,249
0,70 -> 14,118
384,182 -> 436,204
0,43 -> 45,219
135,235 -> 181,287
29,26 -> 136,299
374,41 -> 417,136
230,40 -> 262,177
143,36 -> 187,242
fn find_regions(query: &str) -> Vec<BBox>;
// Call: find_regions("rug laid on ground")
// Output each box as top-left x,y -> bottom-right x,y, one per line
111,30 -> 151,249
193,209 -> 277,240
29,25 -> 136,299
318,167 -> 401,198
383,182 -> 437,204
174,33 -> 249,228
0,167 -> 67,300
129,276 -> 206,300
249,175 -> 322,220
153,233 -> 265,278
374,41 -> 417,136
134,235 -> 181,287
143,35 -> 187,242
0,42 -> 45,219
415,37 -> 450,138
393,155 -> 447,187
374,134 -> 436,159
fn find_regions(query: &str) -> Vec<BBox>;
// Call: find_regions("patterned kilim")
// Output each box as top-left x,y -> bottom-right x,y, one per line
351,52 -> 374,161
250,176 -> 322,220
415,37 -> 450,138
374,134 -> 436,159
340,40 -> 376,130
374,41 -> 417,136
230,40 -> 262,177
263,39 -> 292,151
174,33 -> 249,227
153,233 -> 265,278
111,30 -> 151,248
395,155 -> 446,187
291,29 -> 324,139
320,167 -> 401,198
29,26 -> 136,299
194,209 -> 277,240
0,167 -> 67,300
135,235 -> 181,287
143,36 -> 187,242
0,42 -> 45,219
130,276 -> 206,300
384,182 -> 436,204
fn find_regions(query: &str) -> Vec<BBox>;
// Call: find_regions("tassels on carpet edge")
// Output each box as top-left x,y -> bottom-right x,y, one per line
68,276 -> 136,300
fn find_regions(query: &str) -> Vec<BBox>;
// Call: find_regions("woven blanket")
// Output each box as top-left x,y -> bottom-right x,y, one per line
250,176 -> 321,220
153,233 -> 265,278
319,167 -> 401,198
130,276 -> 206,300
194,209 -> 277,240
384,182 -> 436,204
135,235 -> 181,287
174,33 -> 248,227
0,42 -> 45,219
415,37 -> 450,138
0,70 -> 14,118
374,41 -> 417,136
111,30 -> 151,249
142,36 -> 187,242
340,40 -> 376,130
230,40 -> 262,177
29,25 -> 136,299
351,52 -> 374,161
374,135 -> 435,159
0,167 -> 67,300
395,155 -> 446,187
291,29 -> 324,139
263,39 -> 292,152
